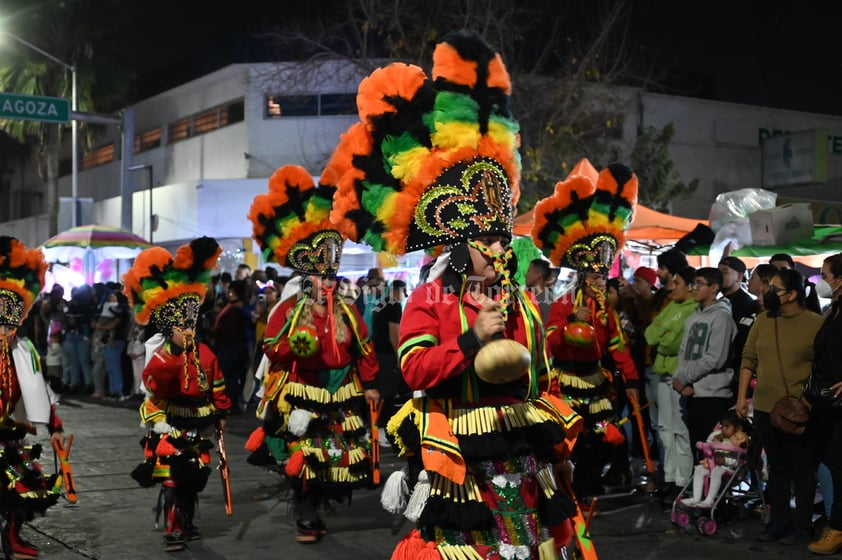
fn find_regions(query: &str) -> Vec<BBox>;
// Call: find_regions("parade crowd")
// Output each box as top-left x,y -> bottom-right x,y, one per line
2,30 -> 842,560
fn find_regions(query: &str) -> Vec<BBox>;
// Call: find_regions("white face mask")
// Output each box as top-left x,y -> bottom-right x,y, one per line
816,278 -> 834,299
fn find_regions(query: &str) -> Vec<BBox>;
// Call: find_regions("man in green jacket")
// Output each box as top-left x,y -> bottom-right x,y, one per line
644,266 -> 698,503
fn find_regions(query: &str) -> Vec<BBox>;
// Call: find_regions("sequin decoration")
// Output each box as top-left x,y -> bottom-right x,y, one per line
407,157 -> 513,252
287,230 -> 344,277
0,289 -> 24,328
564,233 -> 618,274
152,293 -> 202,332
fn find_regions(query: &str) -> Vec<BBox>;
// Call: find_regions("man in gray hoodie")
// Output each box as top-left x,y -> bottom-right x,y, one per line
672,267 -> 737,454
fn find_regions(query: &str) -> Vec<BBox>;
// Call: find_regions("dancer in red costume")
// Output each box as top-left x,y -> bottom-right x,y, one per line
532,159 -> 641,501
246,165 -> 380,544
123,237 -> 232,551
325,30 -> 584,560
0,237 -> 64,560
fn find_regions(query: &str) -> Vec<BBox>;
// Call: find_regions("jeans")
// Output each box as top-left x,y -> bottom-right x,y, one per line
63,331 -> 92,388
104,340 -> 126,395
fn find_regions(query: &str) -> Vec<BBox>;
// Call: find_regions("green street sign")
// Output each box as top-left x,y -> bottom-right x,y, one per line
0,92 -> 70,123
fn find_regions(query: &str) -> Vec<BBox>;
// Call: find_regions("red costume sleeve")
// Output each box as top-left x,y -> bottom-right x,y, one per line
398,283 -> 478,392
262,299 -> 295,368
201,344 -> 233,411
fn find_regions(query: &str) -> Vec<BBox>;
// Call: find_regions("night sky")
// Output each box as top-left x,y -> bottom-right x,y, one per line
115,2 -> 842,116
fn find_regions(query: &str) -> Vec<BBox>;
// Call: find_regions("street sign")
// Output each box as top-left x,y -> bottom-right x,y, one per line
0,92 -> 70,123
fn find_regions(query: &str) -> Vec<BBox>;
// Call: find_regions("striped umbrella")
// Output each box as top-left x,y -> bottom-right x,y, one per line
41,224 -> 154,262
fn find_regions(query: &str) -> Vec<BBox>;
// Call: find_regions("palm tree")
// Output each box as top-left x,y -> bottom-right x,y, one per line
0,0 -> 133,236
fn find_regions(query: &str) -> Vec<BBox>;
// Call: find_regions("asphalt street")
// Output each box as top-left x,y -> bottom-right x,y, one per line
17,395 -> 823,559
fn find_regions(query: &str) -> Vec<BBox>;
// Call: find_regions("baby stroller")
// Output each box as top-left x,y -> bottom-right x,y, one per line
671,422 -> 767,536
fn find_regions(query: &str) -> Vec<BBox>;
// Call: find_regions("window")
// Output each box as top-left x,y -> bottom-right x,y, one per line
82,143 -> 115,170
168,118 -> 192,143
266,94 -> 319,117
166,99 -> 245,144
134,128 -> 162,153
193,110 -> 219,134
320,93 -> 356,115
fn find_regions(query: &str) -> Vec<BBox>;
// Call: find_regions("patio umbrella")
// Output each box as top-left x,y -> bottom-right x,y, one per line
41,225 -> 154,284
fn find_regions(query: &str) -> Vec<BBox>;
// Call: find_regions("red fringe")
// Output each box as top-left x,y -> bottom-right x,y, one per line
155,437 -> 177,457
390,530 -> 428,560
244,426 -> 265,452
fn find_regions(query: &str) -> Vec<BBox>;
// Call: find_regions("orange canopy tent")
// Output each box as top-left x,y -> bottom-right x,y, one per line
512,204 -> 707,244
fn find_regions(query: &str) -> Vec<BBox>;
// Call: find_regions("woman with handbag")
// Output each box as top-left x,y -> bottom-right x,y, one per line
806,253 -> 842,555
735,268 -> 823,545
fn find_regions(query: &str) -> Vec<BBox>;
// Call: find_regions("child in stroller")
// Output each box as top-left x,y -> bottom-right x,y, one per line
682,411 -> 749,508
672,411 -> 765,535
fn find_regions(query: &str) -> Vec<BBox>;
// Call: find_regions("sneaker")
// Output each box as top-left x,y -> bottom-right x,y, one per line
780,528 -> 811,545
295,520 -> 322,544
696,499 -> 714,509
809,527 -> 842,555
757,522 -> 789,542
164,532 -> 185,551
680,497 -> 700,507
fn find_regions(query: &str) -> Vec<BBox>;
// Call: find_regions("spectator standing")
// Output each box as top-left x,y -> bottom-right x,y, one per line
525,258 -> 554,323
654,249 -> 689,311
736,268 -> 823,545
45,325 -> 64,391
770,252 -> 822,314
644,266 -> 698,503
371,279 -> 409,437
355,267 -> 386,335
126,318 -> 146,397
808,253 -> 842,554
672,268 -> 737,455
210,279 -> 252,413
63,285 -> 96,394
718,256 -> 760,383
747,263 -> 777,309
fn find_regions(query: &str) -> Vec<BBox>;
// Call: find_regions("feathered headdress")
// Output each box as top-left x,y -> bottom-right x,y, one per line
248,165 -> 343,277
0,236 -> 47,327
122,236 -> 221,329
323,30 -> 521,255
531,159 -> 638,274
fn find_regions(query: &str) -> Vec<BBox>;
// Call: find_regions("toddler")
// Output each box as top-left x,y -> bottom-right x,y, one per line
681,411 -> 749,508
45,330 -> 64,388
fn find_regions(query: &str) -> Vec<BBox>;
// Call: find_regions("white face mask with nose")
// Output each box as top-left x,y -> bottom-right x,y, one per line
816,278 -> 834,299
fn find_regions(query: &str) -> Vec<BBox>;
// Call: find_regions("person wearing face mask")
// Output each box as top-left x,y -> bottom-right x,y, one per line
325,33 -> 585,559
247,165 -> 380,545
747,263 -> 777,309
807,253 -> 842,554
735,268 -> 823,545
122,236 -> 231,551
0,237 -> 65,560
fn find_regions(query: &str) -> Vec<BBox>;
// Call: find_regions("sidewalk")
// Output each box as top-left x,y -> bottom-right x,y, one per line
20,395 -> 818,559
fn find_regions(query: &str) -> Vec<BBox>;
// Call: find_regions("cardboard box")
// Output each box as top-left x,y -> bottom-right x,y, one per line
749,203 -> 814,246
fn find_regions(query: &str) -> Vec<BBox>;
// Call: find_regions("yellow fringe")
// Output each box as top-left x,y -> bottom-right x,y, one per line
559,370 -> 605,390
437,544 -> 486,560
428,471 -> 483,504
281,379 -> 364,407
588,399 -> 613,415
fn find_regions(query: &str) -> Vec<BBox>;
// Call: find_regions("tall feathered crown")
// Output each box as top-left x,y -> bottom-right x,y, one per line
248,165 -> 344,277
0,236 -> 47,327
122,236 -> 221,329
324,30 -> 521,255
531,159 -> 638,274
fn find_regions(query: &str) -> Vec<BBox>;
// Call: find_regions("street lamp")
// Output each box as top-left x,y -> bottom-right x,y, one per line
128,164 -> 154,242
0,31 -> 78,228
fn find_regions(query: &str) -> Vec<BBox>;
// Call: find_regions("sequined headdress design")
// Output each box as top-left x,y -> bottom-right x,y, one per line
0,236 -> 47,328
248,165 -> 343,277
324,30 -> 521,256
122,237 -> 221,330
531,159 -> 638,274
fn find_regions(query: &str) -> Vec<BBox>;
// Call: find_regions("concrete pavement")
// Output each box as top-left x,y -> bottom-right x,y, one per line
19,395 -> 820,559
